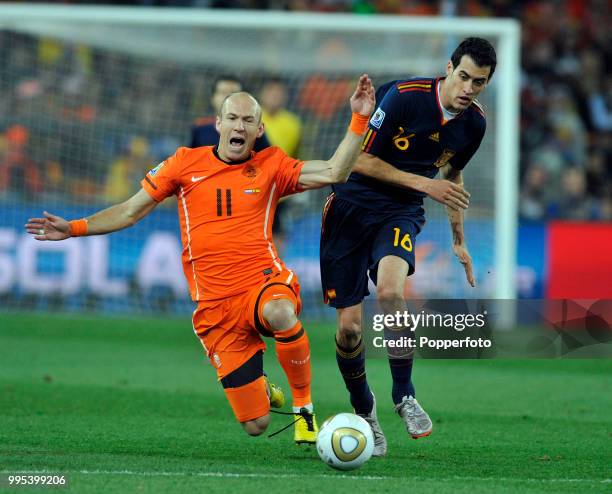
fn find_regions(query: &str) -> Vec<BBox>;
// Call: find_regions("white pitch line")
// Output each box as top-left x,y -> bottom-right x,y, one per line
81,470 -> 387,481
1,470 -> 610,484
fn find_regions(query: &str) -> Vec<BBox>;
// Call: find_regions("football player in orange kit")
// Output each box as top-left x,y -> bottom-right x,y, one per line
25,74 -> 375,444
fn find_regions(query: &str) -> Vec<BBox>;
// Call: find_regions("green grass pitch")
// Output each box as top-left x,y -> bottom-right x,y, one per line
1,312 -> 610,493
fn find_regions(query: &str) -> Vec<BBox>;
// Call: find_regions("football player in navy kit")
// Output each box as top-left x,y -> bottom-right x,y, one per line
320,38 -> 497,456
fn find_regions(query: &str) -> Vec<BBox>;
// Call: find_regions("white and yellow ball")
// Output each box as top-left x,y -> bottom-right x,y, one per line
316,413 -> 374,470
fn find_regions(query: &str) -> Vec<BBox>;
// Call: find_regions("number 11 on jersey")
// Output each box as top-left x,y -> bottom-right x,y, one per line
216,188 -> 232,216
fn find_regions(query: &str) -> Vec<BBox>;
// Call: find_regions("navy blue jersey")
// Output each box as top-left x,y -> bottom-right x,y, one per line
334,77 -> 486,214
190,119 -> 271,151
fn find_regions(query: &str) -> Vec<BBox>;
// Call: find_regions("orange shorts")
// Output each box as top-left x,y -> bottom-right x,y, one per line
192,268 -> 301,422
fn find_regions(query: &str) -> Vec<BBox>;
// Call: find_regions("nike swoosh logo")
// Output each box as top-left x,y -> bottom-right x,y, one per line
191,176 -> 207,182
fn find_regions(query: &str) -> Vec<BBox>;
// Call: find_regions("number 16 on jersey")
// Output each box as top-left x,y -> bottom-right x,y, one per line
393,227 -> 413,252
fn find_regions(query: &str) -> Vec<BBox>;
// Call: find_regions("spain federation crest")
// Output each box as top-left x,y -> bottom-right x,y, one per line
433,149 -> 455,168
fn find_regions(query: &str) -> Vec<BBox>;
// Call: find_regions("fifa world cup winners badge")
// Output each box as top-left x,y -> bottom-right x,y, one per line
370,108 -> 386,129
148,161 -> 165,176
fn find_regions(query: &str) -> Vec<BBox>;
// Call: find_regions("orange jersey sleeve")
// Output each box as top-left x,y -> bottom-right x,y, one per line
141,147 -> 189,202
269,147 -> 304,197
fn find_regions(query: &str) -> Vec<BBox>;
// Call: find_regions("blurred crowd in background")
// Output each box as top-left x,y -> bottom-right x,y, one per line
0,0 -> 609,222
0,30 -> 354,209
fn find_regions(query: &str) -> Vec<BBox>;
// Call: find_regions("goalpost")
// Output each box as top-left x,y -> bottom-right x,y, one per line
0,5 -> 520,318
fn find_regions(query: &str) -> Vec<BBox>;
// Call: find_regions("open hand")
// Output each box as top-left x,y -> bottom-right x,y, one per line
423,178 -> 470,210
350,74 -> 375,117
453,244 -> 475,287
25,211 -> 71,241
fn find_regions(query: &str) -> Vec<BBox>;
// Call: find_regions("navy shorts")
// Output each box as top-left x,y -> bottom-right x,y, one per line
320,194 -> 423,308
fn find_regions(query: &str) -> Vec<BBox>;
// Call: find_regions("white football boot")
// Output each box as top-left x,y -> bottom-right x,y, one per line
395,395 -> 433,439
356,393 -> 387,457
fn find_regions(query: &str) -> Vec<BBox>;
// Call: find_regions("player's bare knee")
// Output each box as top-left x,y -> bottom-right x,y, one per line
262,298 -> 297,332
376,285 -> 404,314
338,319 -> 361,336
337,328 -> 362,349
337,317 -> 362,349
241,414 -> 270,436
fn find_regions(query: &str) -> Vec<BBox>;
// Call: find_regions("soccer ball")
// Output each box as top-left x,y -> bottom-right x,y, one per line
316,413 -> 374,471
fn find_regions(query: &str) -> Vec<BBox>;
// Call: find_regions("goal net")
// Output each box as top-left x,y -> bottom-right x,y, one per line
0,6 -> 520,320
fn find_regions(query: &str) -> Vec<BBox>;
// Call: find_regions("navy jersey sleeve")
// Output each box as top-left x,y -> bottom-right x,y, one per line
449,116 -> 486,170
374,80 -> 398,105
361,84 -> 408,157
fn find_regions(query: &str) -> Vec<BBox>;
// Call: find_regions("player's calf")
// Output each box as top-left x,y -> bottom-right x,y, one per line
256,282 -> 316,444
221,352 -> 271,434
263,299 -> 315,426
271,319 -> 312,411
335,304 -> 374,416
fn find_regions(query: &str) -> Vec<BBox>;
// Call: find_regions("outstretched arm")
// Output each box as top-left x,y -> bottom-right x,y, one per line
25,188 -> 158,241
353,153 -> 471,211
297,74 -> 375,190
441,165 -> 475,287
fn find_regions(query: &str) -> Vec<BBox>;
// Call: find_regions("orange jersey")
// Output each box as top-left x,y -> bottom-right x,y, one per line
141,146 -> 304,302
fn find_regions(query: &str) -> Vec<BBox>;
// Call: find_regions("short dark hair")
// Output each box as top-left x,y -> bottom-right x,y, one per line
450,37 -> 497,80
212,74 -> 242,92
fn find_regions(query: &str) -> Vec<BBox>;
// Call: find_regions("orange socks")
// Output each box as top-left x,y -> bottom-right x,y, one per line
274,321 -> 312,408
